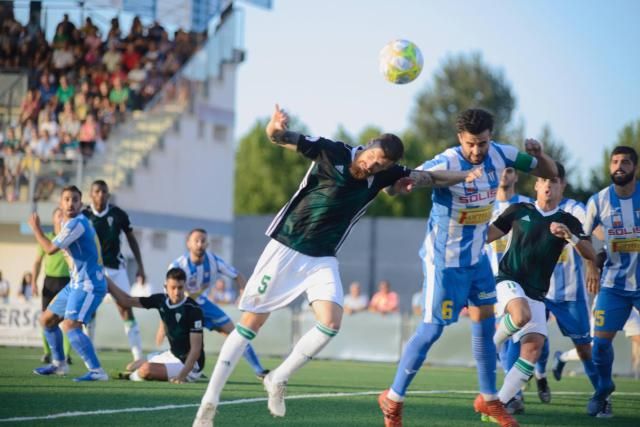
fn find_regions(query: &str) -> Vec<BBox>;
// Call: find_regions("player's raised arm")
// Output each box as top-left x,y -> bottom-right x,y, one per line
107,276 -> 143,308
265,104 -> 300,151
389,167 -> 483,194
28,213 -> 59,255
525,138 -> 558,179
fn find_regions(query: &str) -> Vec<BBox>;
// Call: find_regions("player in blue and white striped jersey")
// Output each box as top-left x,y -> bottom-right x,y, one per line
583,146 -> 640,417
167,228 -> 268,379
380,108 -> 558,426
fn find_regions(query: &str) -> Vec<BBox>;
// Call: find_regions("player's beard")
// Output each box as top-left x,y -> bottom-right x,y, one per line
610,169 -> 635,186
349,162 -> 369,180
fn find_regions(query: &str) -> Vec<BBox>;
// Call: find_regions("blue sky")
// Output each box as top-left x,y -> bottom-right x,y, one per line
236,0 -> 640,184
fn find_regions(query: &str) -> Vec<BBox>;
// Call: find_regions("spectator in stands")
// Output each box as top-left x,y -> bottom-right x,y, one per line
1,145 -> 22,201
52,41 -> 75,73
0,270 -> 9,303
102,43 -> 122,73
343,281 -> 369,315
59,103 -> 80,137
211,278 -> 236,305
368,280 -> 399,315
38,73 -> 57,106
2,127 -> 20,150
18,272 -> 33,301
127,61 -> 147,110
59,132 -> 80,160
109,76 -> 129,115
19,88 -> 41,126
78,113 -> 98,158
38,102 -> 58,136
55,75 -> 75,106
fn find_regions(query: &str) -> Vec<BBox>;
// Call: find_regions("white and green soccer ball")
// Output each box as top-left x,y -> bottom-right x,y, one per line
379,39 -> 423,84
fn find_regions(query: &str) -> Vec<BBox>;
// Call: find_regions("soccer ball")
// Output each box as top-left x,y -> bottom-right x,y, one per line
379,39 -> 423,84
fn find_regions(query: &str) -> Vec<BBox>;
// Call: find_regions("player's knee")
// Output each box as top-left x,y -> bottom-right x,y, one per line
575,344 -> 592,360
511,310 -> 531,328
323,319 -> 341,332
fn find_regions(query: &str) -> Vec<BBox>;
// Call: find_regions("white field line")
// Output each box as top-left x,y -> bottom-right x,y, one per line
2,390 -> 640,423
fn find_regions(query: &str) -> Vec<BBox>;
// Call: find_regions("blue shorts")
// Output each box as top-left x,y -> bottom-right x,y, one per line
545,298 -> 591,344
196,296 -> 232,330
421,254 -> 496,325
48,283 -> 106,324
594,287 -> 640,333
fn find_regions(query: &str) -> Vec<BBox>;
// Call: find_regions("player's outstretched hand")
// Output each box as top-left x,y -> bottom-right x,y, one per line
266,104 -> 289,138
524,138 -> 542,157
27,212 -> 41,231
392,177 -> 415,194
466,167 -> 483,183
585,261 -> 601,295
170,376 -> 186,384
549,222 -> 571,239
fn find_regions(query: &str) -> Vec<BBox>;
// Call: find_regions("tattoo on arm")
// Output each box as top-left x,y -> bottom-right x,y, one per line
269,130 -> 301,146
409,170 -> 433,187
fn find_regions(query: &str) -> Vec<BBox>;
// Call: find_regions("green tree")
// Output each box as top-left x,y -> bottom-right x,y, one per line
234,118 -> 311,214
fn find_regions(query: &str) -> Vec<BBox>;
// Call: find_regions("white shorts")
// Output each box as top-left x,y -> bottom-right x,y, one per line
496,280 -> 547,343
147,350 -> 202,382
624,308 -> 640,337
238,239 -> 343,313
105,267 -> 131,293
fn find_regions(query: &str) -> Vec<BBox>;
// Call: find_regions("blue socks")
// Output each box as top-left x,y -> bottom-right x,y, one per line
44,326 -> 65,362
472,317 -> 497,395
582,357 -> 599,390
592,336 -> 614,392
390,322 -> 444,397
535,338 -> 550,376
67,327 -> 101,370
243,343 -> 266,375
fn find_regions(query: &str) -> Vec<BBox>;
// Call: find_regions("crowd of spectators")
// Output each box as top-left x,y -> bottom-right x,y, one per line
0,12 -> 205,201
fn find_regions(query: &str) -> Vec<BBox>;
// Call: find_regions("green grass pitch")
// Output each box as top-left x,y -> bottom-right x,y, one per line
1,346 -> 639,426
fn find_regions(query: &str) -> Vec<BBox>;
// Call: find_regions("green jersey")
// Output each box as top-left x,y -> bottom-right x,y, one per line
38,231 -> 70,278
139,294 -> 205,369
267,135 -> 410,257
493,202 -> 587,301
82,204 -> 133,269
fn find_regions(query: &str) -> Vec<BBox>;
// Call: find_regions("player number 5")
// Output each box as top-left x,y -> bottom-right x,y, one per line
594,310 -> 605,327
442,300 -> 453,320
258,275 -> 271,294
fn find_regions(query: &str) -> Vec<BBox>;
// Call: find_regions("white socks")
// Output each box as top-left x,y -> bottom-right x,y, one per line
494,314 -> 520,350
560,348 -> 580,362
125,320 -> 144,361
499,357 -> 534,403
271,323 -> 337,383
200,327 -> 252,406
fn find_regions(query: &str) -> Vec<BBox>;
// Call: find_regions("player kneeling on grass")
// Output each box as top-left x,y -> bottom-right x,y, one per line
108,268 -> 205,383
487,162 -> 600,413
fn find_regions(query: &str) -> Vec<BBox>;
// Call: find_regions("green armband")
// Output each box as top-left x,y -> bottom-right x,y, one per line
514,152 -> 535,172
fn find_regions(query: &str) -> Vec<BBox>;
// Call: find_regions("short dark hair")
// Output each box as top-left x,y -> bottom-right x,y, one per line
91,179 -> 109,190
61,185 -> 82,198
555,161 -> 566,180
371,133 -> 404,162
187,228 -> 207,239
456,109 -> 494,135
166,267 -> 186,282
611,146 -> 638,166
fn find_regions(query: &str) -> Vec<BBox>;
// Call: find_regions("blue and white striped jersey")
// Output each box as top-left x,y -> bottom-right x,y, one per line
417,143 -> 537,268
168,251 -> 238,298
547,198 -> 587,301
487,194 -> 533,274
584,182 -> 640,292
52,213 -> 105,291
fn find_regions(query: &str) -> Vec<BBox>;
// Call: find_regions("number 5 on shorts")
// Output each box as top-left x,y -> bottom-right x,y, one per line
258,274 -> 271,294
594,309 -> 605,327
442,300 -> 453,320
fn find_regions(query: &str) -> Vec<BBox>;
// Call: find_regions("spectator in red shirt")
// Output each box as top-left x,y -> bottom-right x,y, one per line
369,280 -> 399,315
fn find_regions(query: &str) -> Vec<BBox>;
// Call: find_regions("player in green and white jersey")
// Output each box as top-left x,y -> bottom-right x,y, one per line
486,163 -> 600,409
108,268 -> 205,383
193,104 -> 483,426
